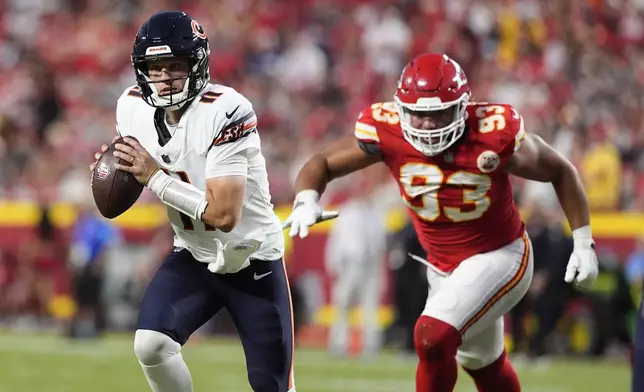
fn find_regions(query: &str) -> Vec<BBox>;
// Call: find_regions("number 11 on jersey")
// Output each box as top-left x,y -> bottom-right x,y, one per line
161,170 -> 216,231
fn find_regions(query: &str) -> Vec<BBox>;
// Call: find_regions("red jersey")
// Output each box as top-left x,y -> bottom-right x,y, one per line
354,101 -> 526,272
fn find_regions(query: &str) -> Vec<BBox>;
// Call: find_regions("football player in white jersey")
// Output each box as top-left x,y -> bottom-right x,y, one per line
90,11 -> 294,392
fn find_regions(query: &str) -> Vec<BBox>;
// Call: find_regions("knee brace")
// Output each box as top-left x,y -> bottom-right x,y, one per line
134,329 -> 181,366
414,315 -> 462,361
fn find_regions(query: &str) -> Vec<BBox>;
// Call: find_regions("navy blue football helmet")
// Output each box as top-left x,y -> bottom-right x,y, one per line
131,11 -> 210,110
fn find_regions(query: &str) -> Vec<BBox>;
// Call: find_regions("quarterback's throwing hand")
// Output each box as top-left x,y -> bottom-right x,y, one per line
113,137 -> 160,186
564,226 -> 599,290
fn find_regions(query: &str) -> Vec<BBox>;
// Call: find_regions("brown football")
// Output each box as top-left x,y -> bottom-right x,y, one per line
91,137 -> 144,219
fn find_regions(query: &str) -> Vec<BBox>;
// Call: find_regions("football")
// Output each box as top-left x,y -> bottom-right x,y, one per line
91,137 -> 144,219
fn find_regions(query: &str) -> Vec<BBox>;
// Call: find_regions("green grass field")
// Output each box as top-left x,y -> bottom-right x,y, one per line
0,333 -> 630,392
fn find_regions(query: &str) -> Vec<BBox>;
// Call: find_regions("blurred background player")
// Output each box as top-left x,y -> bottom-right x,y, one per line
61,168 -> 121,339
91,11 -> 294,392
285,52 -> 598,392
324,166 -> 390,359
388,219 -> 429,357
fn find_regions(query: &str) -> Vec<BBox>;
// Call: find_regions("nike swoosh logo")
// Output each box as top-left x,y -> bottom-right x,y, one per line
225,105 -> 240,119
253,271 -> 272,280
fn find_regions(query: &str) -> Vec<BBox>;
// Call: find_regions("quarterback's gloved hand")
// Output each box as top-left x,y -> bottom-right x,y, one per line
564,225 -> 599,289
283,190 -> 323,239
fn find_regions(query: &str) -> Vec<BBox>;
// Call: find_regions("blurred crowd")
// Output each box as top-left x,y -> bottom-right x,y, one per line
0,0 -> 643,209
0,0 -> 643,356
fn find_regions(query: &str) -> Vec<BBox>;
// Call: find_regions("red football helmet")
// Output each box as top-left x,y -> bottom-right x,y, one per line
394,53 -> 471,156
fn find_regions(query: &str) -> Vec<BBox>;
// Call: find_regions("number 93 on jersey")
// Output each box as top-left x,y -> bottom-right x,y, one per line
399,162 -> 492,223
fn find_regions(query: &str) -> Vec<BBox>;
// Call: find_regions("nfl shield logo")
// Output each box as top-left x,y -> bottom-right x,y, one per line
95,162 -> 110,181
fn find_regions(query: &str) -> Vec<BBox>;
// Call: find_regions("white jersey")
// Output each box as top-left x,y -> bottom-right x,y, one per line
115,83 -> 284,269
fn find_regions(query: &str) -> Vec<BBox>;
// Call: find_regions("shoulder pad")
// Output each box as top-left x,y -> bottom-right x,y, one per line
116,85 -> 145,118
119,85 -> 143,101
468,102 -> 525,155
206,88 -> 258,151
354,102 -> 400,146
116,85 -> 149,137
198,90 -> 223,104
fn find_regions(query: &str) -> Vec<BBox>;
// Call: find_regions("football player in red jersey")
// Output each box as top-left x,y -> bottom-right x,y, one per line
284,53 -> 599,392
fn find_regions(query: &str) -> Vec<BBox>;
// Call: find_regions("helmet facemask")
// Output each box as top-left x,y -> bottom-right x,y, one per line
133,45 -> 210,111
394,92 -> 470,156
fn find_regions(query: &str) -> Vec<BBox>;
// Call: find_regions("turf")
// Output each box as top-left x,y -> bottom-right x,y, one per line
0,332 -> 630,392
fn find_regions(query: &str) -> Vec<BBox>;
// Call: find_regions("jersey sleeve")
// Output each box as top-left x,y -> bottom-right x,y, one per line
354,105 -> 383,156
471,103 -> 526,161
203,90 -> 260,164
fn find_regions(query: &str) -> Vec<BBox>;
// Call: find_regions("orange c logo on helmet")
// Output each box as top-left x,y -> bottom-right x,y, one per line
191,20 -> 206,39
